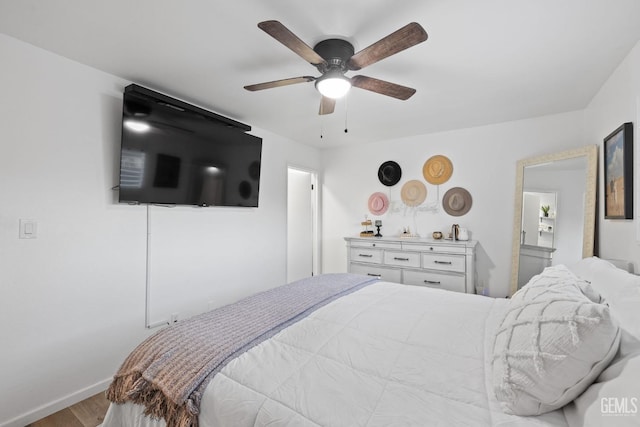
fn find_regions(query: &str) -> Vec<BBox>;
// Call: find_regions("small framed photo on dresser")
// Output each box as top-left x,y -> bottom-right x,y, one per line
604,122 -> 633,219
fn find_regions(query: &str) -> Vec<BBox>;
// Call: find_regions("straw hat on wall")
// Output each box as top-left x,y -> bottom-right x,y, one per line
423,155 -> 453,185
401,180 -> 427,207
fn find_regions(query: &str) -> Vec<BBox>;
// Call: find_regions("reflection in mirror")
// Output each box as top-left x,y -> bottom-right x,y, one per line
510,145 -> 598,295
521,191 -> 557,248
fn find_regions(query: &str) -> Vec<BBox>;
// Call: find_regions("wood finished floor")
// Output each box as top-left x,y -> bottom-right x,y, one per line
26,392 -> 109,427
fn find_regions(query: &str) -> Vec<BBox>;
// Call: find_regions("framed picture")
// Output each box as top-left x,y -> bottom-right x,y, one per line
604,122 -> 633,219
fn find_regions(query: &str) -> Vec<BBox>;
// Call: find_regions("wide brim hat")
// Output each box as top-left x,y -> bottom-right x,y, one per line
423,155 -> 453,185
443,187 -> 472,216
368,192 -> 389,215
401,180 -> 427,207
378,161 -> 402,186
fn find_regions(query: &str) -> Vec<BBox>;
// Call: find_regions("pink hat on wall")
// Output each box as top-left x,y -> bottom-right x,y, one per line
368,192 -> 389,215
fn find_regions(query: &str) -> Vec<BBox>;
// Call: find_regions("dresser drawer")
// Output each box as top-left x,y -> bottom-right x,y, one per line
422,253 -> 465,273
403,270 -> 466,293
350,240 -> 402,250
384,251 -> 421,268
350,248 -> 383,264
349,263 -> 402,283
402,243 -> 467,254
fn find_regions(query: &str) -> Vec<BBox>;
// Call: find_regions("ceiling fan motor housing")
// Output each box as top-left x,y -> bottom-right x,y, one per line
313,39 -> 354,74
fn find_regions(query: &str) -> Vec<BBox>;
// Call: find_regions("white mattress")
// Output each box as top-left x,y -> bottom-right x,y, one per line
102,282 -> 568,426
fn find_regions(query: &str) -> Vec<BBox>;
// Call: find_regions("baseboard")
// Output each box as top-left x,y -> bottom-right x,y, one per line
0,378 -> 112,427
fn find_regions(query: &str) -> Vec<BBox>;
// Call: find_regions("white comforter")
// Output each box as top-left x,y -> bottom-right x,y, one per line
102,282 -> 568,426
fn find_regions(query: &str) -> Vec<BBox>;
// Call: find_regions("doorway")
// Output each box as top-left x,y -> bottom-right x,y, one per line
287,167 -> 319,282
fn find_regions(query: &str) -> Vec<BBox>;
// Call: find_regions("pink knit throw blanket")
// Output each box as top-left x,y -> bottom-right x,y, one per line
106,274 -> 377,427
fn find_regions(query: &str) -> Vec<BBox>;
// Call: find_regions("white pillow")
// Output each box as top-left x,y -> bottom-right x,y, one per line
592,268 -> 640,345
567,257 -> 616,284
563,259 -> 640,426
563,348 -> 640,426
492,265 -> 621,416
569,257 -> 640,344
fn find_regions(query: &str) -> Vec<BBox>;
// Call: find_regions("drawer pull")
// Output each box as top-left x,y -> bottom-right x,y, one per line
358,254 -> 373,258
434,260 -> 452,265
424,280 -> 441,285
394,257 -> 410,261
367,273 -> 382,277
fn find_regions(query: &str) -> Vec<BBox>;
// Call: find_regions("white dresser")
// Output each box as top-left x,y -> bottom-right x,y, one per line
345,236 -> 477,293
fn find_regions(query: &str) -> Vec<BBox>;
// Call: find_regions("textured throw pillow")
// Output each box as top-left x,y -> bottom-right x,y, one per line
492,265 -> 621,416
576,280 -> 603,303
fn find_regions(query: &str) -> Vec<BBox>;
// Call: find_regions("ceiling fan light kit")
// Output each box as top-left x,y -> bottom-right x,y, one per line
315,73 -> 351,99
245,20 -> 428,117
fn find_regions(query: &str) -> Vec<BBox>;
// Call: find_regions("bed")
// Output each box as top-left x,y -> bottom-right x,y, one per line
101,257 -> 640,427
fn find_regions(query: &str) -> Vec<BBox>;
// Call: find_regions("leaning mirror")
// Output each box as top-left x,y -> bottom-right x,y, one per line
510,145 -> 598,295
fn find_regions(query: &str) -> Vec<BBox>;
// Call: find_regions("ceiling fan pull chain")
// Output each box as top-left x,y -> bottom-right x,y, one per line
320,116 -> 324,139
344,95 -> 349,133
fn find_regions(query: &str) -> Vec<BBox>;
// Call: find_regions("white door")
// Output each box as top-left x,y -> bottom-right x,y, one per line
287,168 -> 316,282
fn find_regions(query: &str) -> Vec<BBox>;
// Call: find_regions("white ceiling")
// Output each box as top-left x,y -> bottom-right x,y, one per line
2,0 -> 640,148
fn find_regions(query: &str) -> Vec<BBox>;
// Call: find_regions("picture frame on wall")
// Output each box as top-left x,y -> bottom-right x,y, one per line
604,122 -> 633,219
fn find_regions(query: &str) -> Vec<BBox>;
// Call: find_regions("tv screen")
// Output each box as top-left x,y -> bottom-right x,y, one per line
118,84 -> 262,207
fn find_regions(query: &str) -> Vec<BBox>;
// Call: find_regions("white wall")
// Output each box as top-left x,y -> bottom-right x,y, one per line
584,40 -> 640,272
321,111 -> 588,297
0,34 -> 320,427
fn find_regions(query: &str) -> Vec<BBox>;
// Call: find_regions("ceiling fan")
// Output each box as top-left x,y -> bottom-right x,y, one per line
244,20 -> 428,115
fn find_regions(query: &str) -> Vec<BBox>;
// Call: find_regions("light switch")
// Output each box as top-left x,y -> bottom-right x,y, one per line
19,219 -> 37,239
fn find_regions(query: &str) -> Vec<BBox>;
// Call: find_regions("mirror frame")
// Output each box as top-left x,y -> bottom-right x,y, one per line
509,145 -> 598,296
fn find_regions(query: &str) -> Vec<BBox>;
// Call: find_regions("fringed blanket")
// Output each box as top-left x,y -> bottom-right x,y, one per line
106,273 -> 378,427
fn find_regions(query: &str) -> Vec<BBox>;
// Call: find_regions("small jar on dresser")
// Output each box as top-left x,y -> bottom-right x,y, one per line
344,236 -> 477,294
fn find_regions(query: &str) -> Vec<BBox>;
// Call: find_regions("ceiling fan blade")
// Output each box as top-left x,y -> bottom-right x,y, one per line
347,22 -> 428,71
244,76 -> 315,91
351,75 -> 416,100
319,96 -> 336,115
258,20 -> 327,66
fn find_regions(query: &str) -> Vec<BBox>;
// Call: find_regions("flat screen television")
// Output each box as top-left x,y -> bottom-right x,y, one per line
118,84 -> 262,207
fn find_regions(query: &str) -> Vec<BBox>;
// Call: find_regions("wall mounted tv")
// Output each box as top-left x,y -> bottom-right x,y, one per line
118,84 -> 262,207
